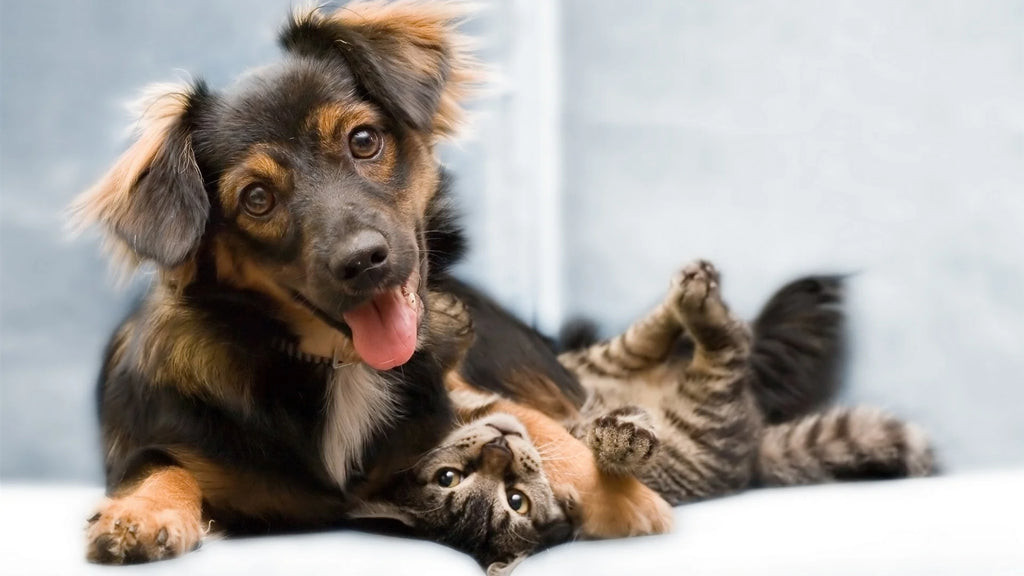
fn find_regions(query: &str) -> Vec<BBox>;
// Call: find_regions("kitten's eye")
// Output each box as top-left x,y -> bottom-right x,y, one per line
436,468 -> 463,488
348,126 -> 383,160
507,489 -> 530,515
241,184 -> 276,217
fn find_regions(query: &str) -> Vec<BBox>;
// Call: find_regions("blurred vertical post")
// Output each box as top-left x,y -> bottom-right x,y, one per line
480,0 -> 564,335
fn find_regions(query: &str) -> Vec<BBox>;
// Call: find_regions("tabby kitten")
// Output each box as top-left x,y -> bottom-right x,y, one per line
348,412 -> 572,574
355,262 -> 934,571
560,260 -> 934,504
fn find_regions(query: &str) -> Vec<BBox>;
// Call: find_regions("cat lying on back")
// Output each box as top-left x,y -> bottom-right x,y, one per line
352,260 -> 934,571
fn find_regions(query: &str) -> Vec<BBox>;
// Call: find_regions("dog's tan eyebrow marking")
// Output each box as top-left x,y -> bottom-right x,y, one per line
308,103 -> 382,151
218,149 -> 292,212
246,151 -> 291,186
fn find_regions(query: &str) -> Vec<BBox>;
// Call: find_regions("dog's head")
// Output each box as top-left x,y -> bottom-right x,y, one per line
71,3 -> 481,370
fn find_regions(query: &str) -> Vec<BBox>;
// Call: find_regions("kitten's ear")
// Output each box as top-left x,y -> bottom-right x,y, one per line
280,3 -> 483,140
69,81 -> 212,274
486,555 -> 527,576
346,500 -> 416,528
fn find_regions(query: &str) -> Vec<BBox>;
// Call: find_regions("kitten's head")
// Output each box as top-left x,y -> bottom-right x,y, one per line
352,413 -> 575,571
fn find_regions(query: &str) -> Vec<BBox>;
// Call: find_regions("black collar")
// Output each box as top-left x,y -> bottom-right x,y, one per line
272,338 -> 353,368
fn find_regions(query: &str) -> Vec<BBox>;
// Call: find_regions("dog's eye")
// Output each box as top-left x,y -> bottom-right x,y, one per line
506,489 -> 530,515
436,468 -> 463,488
241,184 -> 276,217
348,126 -> 383,160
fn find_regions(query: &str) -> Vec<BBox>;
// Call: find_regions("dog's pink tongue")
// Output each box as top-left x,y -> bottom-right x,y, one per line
342,287 -> 418,371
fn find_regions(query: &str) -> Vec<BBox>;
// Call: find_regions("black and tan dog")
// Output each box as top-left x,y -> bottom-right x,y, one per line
71,2 -> 686,565
72,1 -> 849,567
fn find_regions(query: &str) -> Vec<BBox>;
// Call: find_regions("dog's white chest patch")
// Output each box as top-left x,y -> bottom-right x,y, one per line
321,364 -> 398,488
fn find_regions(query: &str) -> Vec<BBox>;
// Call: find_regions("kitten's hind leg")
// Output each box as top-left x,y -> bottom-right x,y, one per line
640,261 -> 761,504
586,406 -> 660,475
670,260 -> 751,371
558,279 -> 686,377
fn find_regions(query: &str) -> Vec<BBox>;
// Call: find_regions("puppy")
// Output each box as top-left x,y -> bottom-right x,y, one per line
73,2 -> 670,564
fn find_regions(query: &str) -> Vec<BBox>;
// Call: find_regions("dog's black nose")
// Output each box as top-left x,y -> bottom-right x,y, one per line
331,230 -> 390,288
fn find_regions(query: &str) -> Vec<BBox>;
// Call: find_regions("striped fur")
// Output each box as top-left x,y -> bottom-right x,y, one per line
757,407 -> 934,485
371,260 -> 933,565
563,260 -> 933,505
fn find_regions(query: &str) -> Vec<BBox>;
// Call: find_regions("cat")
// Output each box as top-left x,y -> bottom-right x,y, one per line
559,260 -> 934,504
350,291 -> 670,573
349,412 -> 574,575
352,260 -> 934,571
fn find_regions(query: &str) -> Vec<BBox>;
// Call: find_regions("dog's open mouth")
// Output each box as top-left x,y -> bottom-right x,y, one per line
340,268 -> 423,371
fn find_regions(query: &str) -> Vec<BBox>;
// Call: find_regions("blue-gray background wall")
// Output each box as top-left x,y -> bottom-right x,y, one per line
1,1 -> 1022,483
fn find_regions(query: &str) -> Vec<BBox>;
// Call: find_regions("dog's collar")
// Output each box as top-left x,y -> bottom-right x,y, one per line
272,339 -> 354,369
289,290 -> 353,338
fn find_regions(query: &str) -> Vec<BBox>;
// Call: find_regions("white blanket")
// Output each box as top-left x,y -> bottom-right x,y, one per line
2,470 -> 1020,575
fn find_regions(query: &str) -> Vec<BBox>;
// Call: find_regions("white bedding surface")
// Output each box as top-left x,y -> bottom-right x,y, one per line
2,470 -> 1021,576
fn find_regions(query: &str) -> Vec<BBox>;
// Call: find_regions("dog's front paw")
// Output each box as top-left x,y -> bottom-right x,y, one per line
427,291 -> 474,345
587,406 -> 659,474
86,496 -> 203,564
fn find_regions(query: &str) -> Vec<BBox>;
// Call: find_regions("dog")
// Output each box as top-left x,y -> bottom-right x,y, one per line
72,2 -> 680,564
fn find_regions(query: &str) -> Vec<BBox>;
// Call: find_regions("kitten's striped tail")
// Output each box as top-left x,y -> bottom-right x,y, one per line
755,406 -> 934,486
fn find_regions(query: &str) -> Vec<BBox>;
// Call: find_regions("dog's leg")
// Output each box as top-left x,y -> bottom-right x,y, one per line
446,374 -> 673,538
499,399 -> 673,538
86,466 -> 204,564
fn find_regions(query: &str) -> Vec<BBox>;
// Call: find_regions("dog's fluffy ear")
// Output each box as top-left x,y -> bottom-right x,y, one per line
281,1 -> 483,140
69,81 -> 210,274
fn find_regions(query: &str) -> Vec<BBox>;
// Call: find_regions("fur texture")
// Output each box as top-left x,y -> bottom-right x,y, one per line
76,2 -> 484,563
75,3 -> 672,565
360,262 -> 932,566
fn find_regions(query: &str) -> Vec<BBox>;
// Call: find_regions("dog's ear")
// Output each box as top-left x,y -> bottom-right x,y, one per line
70,81 -> 210,272
281,2 -> 483,140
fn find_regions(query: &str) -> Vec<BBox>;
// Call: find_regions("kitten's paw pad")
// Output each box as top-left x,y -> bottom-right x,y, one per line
86,497 -> 202,564
588,407 -> 659,474
671,260 -> 721,312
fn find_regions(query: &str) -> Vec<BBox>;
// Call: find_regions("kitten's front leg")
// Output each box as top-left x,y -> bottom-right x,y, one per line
558,288 -> 686,376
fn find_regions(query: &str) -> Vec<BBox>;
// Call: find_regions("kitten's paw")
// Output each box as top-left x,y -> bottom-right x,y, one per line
587,406 -> 659,474
671,260 -> 721,312
669,260 -> 744,339
85,496 -> 203,564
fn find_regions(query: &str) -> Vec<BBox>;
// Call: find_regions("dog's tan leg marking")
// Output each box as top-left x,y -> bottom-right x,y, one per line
446,374 -> 673,538
494,399 -> 673,538
86,466 -> 203,564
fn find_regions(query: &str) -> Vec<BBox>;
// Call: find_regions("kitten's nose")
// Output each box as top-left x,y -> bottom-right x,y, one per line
480,437 -> 513,476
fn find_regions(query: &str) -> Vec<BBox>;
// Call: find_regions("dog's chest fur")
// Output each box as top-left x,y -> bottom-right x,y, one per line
321,364 -> 398,488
